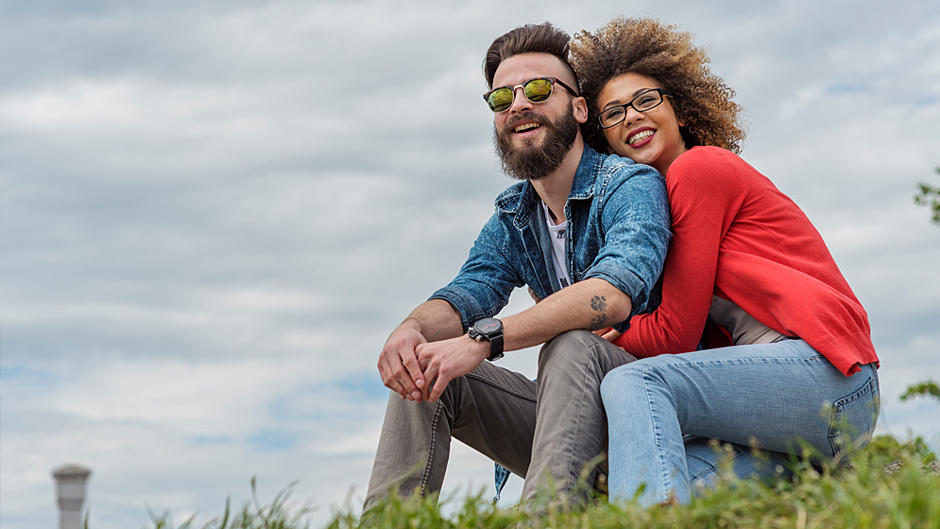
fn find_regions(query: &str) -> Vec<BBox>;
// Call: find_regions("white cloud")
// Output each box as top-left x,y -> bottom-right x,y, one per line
3,1 -> 940,529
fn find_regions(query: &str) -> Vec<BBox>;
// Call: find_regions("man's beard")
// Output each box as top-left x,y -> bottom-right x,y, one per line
493,106 -> 579,181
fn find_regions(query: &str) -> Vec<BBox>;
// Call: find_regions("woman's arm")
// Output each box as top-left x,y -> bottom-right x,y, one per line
614,148 -> 747,356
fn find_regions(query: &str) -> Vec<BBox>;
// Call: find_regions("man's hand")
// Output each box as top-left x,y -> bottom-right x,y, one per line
377,325 -> 428,401
417,335 -> 489,402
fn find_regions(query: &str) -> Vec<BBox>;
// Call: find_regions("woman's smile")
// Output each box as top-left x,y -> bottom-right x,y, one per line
597,72 -> 687,174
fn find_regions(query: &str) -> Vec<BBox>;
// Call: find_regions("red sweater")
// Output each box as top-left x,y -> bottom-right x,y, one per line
614,146 -> 878,376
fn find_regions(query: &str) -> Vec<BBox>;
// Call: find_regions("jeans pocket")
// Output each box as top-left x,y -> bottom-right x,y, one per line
827,368 -> 880,456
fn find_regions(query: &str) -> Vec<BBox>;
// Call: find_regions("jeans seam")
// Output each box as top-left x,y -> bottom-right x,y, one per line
418,401 -> 444,496
466,370 -> 536,402
688,452 -> 717,482
680,355 -> 829,369
689,445 -> 753,482
641,370 -> 673,501
562,341 -> 600,486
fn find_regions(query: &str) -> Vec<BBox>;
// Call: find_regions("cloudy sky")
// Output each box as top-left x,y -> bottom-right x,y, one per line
1,1 -> 939,527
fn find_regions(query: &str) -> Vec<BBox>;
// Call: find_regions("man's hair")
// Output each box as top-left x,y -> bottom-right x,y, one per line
483,22 -> 577,89
570,17 -> 744,153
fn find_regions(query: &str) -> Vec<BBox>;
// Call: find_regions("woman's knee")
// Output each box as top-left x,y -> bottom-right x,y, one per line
600,362 -> 647,405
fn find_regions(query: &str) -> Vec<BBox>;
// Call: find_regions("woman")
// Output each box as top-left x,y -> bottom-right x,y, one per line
568,18 -> 880,506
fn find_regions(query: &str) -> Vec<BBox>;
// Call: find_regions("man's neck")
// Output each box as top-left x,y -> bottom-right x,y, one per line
530,137 -> 585,225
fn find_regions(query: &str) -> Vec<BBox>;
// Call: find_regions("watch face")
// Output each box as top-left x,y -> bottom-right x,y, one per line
476,318 -> 501,334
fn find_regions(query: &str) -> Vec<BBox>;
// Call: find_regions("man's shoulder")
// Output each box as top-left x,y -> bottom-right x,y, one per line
592,152 -> 663,196
493,181 -> 529,213
598,152 -> 658,177
568,147 -> 659,200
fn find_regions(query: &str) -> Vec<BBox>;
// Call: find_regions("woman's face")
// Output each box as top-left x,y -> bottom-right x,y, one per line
597,72 -> 687,175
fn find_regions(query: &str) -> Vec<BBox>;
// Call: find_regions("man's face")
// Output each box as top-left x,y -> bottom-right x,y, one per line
490,53 -> 587,181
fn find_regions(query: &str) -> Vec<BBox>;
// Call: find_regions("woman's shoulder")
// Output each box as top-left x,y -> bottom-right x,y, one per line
667,146 -> 765,189
670,146 -> 749,172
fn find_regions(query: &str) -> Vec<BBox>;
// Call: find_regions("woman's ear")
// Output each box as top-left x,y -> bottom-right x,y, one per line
674,106 -> 686,128
678,126 -> 696,149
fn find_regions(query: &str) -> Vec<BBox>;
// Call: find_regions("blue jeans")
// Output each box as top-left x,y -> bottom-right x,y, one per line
600,339 -> 879,506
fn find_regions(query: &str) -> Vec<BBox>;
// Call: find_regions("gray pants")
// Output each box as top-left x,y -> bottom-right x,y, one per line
363,330 -> 636,509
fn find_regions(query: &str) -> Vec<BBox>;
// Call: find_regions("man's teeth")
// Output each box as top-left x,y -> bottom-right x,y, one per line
514,122 -> 541,133
628,129 -> 654,144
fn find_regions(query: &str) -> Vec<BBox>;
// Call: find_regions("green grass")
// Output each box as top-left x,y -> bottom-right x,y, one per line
146,435 -> 939,529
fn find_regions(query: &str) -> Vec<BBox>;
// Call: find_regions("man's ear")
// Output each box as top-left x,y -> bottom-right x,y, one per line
573,96 -> 589,124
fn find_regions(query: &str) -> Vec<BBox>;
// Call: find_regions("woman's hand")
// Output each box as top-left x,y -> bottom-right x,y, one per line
600,327 -> 622,342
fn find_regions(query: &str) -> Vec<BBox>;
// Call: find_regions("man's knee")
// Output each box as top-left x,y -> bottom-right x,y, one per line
540,330 -> 596,367
384,378 -> 460,420
539,329 -> 633,372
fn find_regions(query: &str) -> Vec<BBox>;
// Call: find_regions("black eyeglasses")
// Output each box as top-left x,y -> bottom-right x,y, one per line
598,88 -> 671,129
483,77 -> 579,113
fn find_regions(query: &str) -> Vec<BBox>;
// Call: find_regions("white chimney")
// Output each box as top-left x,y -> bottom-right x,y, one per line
52,464 -> 92,529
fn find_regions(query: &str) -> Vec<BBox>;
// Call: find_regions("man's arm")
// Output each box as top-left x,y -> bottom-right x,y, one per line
383,209 -> 521,402
417,277 -> 630,401
401,299 -> 465,342
377,299 -> 463,401
502,277 -> 630,349
418,164 -> 671,402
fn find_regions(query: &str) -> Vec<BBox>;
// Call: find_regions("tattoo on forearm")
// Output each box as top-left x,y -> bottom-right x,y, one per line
589,295 -> 609,330
590,313 -> 609,330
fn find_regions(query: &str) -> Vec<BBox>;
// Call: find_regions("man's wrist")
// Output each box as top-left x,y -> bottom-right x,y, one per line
468,317 -> 504,361
399,317 -> 424,335
465,335 -> 491,362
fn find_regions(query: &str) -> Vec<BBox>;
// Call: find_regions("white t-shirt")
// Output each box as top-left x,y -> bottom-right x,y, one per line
542,201 -> 571,288
708,295 -> 787,345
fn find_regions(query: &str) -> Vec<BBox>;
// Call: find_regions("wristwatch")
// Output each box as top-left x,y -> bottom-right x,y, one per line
468,317 -> 504,362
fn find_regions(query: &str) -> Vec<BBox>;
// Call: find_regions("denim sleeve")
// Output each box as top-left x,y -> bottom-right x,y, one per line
584,165 -> 671,317
428,213 -> 522,331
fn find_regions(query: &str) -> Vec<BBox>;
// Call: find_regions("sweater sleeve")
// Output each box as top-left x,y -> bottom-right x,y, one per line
614,147 -> 746,356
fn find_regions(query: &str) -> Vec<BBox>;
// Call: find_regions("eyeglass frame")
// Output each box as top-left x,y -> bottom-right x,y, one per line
483,77 -> 580,113
597,88 -> 672,129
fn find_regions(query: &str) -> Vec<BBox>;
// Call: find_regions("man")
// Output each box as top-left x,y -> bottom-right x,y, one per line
364,22 -> 670,508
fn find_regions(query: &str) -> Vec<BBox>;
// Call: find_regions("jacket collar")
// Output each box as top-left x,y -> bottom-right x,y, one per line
494,145 -> 602,228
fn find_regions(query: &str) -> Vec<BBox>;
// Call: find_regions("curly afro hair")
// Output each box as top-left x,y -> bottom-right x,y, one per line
570,18 -> 744,155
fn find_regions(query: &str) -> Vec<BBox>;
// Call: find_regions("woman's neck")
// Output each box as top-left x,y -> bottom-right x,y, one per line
654,144 -> 689,176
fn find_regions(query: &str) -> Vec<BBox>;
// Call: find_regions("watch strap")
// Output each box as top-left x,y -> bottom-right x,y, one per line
487,334 -> 504,362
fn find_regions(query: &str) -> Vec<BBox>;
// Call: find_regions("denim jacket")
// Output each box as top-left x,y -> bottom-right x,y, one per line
430,145 -> 671,330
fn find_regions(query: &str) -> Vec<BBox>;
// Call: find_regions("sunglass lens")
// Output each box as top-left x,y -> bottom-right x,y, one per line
487,88 -> 513,112
524,78 -> 553,102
